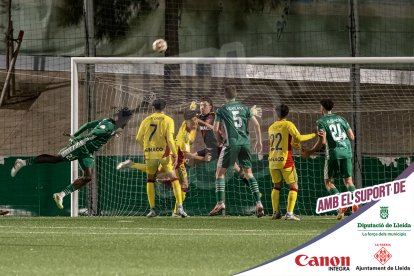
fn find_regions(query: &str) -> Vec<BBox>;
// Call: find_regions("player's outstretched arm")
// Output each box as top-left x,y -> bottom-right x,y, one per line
250,105 -> 262,118
288,122 -> 316,143
213,121 -> 224,145
135,121 -> 145,147
185,152 -> 211,162
347,128 -> 355,141
302,130 -> 326,159
250,116 -> 262,153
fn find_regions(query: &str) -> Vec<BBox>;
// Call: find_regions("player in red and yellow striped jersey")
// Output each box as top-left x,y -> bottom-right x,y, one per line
135,99 -> 187,218
268,104 -> 317,221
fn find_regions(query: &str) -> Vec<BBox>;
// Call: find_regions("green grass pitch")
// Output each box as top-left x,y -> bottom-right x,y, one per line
0,216 -> 337,275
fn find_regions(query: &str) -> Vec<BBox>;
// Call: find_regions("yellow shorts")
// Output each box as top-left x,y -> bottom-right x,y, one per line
269,166 -> 298,185
145,156 -> 174,176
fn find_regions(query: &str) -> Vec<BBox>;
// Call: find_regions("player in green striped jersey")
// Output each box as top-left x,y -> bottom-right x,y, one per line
209,85 -> 264,217
303,99 -> 358,219
11,107 -> 133,209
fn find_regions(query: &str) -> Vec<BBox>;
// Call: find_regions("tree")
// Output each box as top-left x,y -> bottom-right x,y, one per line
57,0 -> 159,42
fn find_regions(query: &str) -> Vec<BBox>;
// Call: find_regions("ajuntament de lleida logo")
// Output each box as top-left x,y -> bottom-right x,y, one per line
380,206 -> 389,219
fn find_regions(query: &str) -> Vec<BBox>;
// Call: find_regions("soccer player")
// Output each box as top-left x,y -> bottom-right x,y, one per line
268,104 -> 317,221
195,97 -> 221,160
303,99 -> 358,220
10,107 -> 133,209
209,85 -> 264,217
195,97 -> 253,188
135,99 -> 187,218
117,109 -> 210,217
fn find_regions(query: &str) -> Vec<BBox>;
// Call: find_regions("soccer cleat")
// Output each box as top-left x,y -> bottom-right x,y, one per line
0,210 -> 9,216
352,204 -> 359,213
272,211 -> 282,220
255,202 -> 264,218
171,212 -> 181,218
146,208 -> 157,218
336,207 -> 347,220
11,159 -> 26,177
116,159 -> 133,170
177,205 -> 188,218
285,213 -> 301,221
209,202 -> 225,216
53,193 -> 64,209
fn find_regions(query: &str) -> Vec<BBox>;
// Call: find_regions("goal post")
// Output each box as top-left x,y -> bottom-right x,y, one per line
71,57 -> 414,217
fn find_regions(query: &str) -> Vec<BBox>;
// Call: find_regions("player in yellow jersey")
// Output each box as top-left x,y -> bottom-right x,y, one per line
172,109 -> 210,216
268,104 -> 318,221
123,99 -> 187,218
117,108 -> 210,217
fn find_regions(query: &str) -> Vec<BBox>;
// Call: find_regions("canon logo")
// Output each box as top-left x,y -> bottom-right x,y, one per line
295,254 -> 350,267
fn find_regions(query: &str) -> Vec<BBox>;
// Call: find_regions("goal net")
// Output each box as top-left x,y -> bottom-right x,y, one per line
71,57 -> 414,217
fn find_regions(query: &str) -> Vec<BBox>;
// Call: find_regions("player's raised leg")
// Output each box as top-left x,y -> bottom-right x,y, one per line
116,159 -> 134,170
11,154 -> 64,177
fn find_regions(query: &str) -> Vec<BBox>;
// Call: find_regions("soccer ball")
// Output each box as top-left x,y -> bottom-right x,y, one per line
152,39 -> 168,53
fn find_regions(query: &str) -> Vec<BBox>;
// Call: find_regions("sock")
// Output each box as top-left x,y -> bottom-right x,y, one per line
271,187 -> 281,213
287,188 -> 298,213
171,180 -> 183,205
328,187 -> 340,195
131,162 -> 147,173
215,178 -> 225,203
25,158 -> 33,166
147,182 -> 156,209
346,185 -> 356,193
174,190 -> 187,214
61,184 -> 75,197
247,177 -> 261,202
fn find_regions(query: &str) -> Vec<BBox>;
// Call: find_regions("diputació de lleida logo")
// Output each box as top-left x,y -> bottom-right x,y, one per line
380,206 -> 389,219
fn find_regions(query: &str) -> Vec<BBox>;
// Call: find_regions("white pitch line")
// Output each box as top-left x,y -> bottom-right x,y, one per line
0,225 -> 321,233
0,230 -> 319,236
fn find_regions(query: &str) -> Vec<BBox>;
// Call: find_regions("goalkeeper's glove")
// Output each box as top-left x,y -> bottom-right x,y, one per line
250,105 -> 262,118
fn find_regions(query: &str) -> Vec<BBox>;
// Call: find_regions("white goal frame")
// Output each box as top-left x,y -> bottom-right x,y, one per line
70,56 -> 414,217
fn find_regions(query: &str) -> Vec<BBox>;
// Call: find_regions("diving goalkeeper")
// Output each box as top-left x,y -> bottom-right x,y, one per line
11,107 -> 133,209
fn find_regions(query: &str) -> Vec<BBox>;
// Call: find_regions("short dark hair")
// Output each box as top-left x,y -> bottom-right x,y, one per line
224,85 -> 237,100
275,104 -> 289,118
320,99 -> 334,111
152,99 -> 166,111
115,107 -> 133,119
183,109 -> 198,120
200,97 -> 214,109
